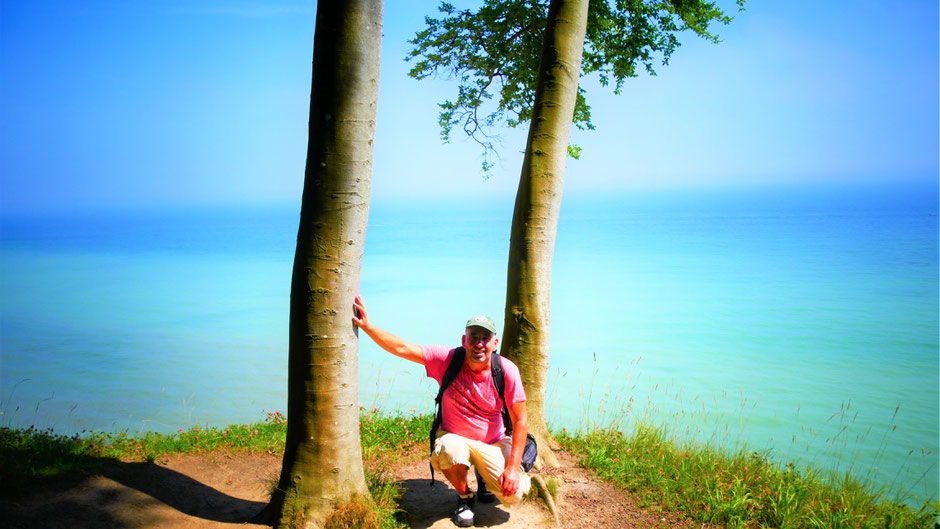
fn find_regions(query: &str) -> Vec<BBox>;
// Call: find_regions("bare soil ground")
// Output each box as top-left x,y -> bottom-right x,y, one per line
0,450 -> 703,529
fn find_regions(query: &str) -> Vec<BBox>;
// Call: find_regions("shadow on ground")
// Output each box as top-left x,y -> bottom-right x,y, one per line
399,478 -> 511,529
0,458 -> 265,529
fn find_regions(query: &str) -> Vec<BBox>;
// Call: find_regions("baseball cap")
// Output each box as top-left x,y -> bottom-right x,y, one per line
465,315 -> 497,334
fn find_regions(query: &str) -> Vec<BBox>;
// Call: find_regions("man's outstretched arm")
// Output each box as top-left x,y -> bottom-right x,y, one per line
353,295 -> 425,365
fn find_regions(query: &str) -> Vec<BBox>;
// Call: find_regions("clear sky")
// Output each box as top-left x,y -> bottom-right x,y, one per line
2,0 -> 937,214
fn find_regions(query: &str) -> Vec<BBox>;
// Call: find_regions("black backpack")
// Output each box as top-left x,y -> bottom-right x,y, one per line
428,347 -> 537,483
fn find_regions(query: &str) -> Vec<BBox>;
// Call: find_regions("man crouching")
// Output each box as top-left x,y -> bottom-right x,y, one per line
353,295 -> 531,527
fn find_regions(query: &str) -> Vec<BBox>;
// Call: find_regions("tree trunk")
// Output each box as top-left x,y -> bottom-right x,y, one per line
500,0 -> 588,469
262,2 -> 383,528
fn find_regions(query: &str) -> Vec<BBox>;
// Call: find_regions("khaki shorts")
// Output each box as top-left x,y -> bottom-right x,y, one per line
430,430 -> 531,505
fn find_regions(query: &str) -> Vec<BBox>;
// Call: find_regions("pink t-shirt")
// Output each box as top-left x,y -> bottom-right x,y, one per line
423,345 -> 527,444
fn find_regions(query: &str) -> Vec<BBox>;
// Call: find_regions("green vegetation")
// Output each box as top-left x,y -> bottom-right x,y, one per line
3,409 -> 935,528
408,0 -> 745,172
359,407 -> 432,463
558,424 -> 938,528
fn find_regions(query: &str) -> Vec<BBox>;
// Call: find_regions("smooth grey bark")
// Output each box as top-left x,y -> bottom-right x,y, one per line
501,0 -> 588,468
261,1 -> 383,528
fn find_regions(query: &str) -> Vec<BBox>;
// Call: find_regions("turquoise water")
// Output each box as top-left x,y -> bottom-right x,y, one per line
1,182 -> 937,501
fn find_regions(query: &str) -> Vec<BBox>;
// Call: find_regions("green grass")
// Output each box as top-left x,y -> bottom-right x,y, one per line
557,424 -> 938,528
359,407 -> 432,464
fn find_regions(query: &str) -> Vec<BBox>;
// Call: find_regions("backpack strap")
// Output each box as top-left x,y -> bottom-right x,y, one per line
429,347 -> 466,485
490,353 -> 513,434
437,347 -> 466,406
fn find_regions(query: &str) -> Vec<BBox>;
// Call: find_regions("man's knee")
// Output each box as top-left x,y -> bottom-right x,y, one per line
431,432 -> 472,471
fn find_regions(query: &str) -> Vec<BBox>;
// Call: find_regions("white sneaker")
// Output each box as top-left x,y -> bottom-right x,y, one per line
453,493 -> 474,527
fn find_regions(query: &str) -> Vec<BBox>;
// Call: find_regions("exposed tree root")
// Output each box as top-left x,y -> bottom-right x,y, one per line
531,474 -> 560,526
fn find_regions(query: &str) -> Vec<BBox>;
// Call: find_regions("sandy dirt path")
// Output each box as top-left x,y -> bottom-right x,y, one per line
1,450 -> 701,528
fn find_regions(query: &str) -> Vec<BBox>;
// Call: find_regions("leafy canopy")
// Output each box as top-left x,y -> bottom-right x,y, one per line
407,0 -> 745,172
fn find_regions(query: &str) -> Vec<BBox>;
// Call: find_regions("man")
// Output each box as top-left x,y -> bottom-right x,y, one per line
353,295 -> 532,527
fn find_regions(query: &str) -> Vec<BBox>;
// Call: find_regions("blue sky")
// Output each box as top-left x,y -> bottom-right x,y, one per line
1,0 -> 937,214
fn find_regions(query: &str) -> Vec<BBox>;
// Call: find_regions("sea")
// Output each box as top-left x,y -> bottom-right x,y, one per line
1,180 -> 937,503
